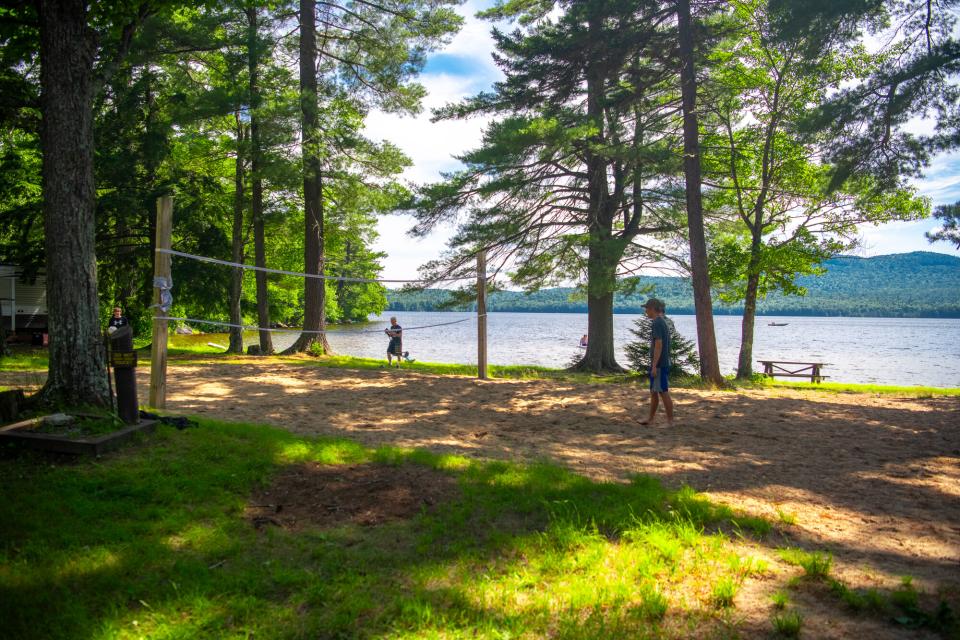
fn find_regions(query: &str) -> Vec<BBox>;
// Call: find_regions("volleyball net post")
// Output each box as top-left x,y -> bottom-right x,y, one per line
149,196 -> 173,408
477,251 -> 487,380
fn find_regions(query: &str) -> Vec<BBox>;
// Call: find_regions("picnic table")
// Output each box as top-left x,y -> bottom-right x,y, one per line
758,360 -> 828,383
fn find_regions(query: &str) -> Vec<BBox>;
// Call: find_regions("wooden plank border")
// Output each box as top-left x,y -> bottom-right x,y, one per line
0,419 -> 157,456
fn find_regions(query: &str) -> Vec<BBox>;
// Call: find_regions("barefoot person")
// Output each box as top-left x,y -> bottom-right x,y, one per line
640,298 -> 674,426
385,317 -> 403,367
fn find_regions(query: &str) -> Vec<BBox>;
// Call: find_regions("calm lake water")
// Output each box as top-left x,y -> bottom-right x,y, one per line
268,311 -> 960,388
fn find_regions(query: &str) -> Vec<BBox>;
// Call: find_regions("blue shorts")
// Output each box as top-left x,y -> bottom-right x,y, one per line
650,366 -> 670,393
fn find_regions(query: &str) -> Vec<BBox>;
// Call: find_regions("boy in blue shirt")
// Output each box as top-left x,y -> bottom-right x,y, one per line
640,298 -> 674,426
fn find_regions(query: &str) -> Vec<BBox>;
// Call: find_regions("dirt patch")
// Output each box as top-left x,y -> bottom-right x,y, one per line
245,462 -> 460,531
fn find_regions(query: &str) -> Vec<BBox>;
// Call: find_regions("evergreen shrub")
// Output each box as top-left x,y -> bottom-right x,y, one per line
625,316 -> 700,378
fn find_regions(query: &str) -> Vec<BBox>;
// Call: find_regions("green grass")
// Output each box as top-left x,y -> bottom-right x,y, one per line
0,349 -> 49,371
710,576 -> 739,608
778,548 -> 833,578
760,378 -> 960,396
29,413 -> 125,438
824,575 -> 957,632
776,508 -> 798,525
0,418 -> 775,640
770,590 -> 789,610
772,610 -> 803,637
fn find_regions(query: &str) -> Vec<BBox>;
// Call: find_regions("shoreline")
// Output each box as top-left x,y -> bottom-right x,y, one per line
4,351 -> 960,394
386,309 -> 960,319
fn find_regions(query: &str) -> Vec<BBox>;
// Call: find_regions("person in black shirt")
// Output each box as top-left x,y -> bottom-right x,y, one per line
385,317 -> 403,367
107,306 -> 129,334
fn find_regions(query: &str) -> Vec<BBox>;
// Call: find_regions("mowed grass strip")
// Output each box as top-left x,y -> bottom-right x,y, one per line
0,418 -> 771,640
6,334 -> 960,394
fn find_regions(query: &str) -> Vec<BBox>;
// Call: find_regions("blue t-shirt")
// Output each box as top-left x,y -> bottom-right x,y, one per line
650,316 -> 671,368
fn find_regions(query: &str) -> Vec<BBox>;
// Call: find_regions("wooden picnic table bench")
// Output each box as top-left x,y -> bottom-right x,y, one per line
758,360 -> 829,383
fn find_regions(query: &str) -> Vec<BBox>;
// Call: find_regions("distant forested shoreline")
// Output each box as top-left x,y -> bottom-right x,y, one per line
387,251 -> 960,318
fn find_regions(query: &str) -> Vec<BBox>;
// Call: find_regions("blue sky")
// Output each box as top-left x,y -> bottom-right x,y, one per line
366,1 -> 960,281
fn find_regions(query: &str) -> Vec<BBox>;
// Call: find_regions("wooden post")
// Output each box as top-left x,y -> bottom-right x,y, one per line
149,196 -> 173,408
477,251 -> 487,380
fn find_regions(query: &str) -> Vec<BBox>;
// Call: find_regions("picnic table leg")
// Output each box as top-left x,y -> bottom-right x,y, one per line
812,365 -> 821,383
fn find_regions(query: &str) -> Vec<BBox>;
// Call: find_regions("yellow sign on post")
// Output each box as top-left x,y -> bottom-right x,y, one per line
110,351 -> 138,368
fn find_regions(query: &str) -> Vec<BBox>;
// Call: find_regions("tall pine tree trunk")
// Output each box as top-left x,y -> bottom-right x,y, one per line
285,0 -> 331,354
37,0 -> 110,407
228,117 -> 246,354
677,0 -> 723,386
248,7 -> 273,355
573,7 -> 623,373
576,236 -> 625,373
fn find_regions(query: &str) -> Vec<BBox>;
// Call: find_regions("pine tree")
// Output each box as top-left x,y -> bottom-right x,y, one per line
412,0 -> 685,373
625,316 -> 700,379
926,202 -> 960,250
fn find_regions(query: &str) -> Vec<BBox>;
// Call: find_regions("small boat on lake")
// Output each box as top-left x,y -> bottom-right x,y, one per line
768,322 -> 789,326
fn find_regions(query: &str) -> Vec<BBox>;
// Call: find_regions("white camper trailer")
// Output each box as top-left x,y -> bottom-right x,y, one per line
0,266 -> 48,341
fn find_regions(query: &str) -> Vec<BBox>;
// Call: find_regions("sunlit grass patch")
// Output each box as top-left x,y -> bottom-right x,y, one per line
770,589 -> 789,609
710,576 -> 739,608
763,379 -> 960,396
776,508 -> 798,525
772,610 -> 803,637
0,349 -> 48,371
778,548 -> 833,578
0,417 -> 781,639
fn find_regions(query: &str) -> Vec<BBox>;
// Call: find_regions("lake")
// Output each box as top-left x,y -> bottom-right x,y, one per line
268,311 -> 960,388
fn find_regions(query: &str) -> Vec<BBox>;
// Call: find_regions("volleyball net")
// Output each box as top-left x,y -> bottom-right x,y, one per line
152,247 -> 480,337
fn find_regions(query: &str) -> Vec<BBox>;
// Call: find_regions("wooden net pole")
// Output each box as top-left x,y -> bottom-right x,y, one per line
149,196 -> 173,408
477,251 -> 487,380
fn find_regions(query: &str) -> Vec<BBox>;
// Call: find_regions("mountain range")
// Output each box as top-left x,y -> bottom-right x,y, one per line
386,251 -> 960,318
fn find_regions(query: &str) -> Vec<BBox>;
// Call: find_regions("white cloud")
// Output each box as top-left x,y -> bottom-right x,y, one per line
367,1 -> 503,280
363,73 -> 494,184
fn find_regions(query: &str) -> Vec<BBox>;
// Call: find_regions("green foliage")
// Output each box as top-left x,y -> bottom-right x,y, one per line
767,0 -> 960,193
624,316 -> 700,378
927,201 -> 960,250
701,0 -> 929,378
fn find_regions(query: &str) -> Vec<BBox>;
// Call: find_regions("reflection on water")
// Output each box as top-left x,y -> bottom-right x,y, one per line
254,312 -> 960,387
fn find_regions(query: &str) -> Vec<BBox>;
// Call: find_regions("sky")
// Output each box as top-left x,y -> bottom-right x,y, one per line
365,1 -> 960,282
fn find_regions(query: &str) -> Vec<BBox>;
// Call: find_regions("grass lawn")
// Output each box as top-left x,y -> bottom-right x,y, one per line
1,418 -> 779,639
0,348 -> 49,371
755,379 -> 960,397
